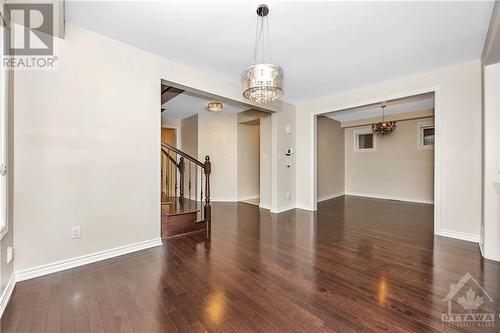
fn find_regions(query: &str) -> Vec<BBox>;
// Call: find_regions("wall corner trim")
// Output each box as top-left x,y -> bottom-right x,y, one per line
15,238 -> 163,282
211,197 -> 239,202
439,229 -> 480,243
237,195 -> 260,202
0,273 -> 16,318
259,203 -> 271,210
317,192 -> 345,202
295,204 -> 315,211
270,204 -> 297,214
345,192 -> 434,205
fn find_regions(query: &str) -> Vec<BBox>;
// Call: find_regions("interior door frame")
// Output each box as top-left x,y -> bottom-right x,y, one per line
161,126 -> 180,197
311,86 -> 441,236
161,125 -> 181,149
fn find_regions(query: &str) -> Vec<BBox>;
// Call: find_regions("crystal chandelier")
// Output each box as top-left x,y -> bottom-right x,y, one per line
207,102 -> 223,113
372,105 -> 397,135
243,4 -> 283,104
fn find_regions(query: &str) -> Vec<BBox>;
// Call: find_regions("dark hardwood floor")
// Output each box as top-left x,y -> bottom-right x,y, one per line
2,196 -> 499,332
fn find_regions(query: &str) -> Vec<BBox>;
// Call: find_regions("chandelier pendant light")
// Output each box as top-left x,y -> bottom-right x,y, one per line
207,102 -> 224,113
243,4 -> 283,104
372,105 -> 397,136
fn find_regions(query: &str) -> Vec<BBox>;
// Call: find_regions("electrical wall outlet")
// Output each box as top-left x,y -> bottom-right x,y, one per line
6,246 -> 13,264
71,226 -> 81,239
286,192 -> 291,199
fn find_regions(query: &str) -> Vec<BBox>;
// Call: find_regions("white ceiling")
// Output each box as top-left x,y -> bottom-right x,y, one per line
66,1 -> 494,104
162,91 -> 250,119
324,92 -> 434,122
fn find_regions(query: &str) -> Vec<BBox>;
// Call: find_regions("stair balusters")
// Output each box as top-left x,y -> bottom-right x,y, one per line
161,143 -> 211,226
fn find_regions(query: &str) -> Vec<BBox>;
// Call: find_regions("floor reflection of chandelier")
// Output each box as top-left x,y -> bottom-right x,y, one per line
372,105 -> 397,135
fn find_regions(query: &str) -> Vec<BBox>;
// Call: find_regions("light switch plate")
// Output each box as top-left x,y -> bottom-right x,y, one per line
6,246 -> 13,263
71,226 -> 81,239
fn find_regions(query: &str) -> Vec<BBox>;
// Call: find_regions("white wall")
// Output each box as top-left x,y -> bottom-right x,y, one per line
483,63 -> 500,261
197,111 -> 238,201
181,114 -> 198,158
0,54 -> 14,301
272,110 -> 296,212
345,118 -> 434,203
317,117 -> 344,200
237,123 -> 260,200
259,116 -> 272,209
296,60 -> 482,239
161,113 -> 181,129
12,23 -> 295,273
235,111 -> 273,208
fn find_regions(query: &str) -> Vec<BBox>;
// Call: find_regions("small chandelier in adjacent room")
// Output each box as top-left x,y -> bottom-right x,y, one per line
243,4 -> 283,104
207,101 -> 224,113
372,105 -> 397,135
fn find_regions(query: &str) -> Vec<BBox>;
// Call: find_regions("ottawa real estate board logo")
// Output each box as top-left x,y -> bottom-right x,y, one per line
442,272 -> 497,328
2,3 -> 57,69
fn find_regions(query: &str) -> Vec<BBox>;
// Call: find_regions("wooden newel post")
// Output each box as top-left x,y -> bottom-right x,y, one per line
179,157 -> 185,201
204,155 -> 211,222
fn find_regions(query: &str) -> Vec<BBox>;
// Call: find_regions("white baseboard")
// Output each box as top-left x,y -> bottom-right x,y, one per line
0,273 -> 16,318
15,238 -> 163,282
259,203 -> 271,210
271,204 -> 296,214
295,204 -> 315,211
439,229 -> 480,243
318,192 -> 345,202
238,195 -> 259,202
345,192 -> 434,204
211,197 -> 238,202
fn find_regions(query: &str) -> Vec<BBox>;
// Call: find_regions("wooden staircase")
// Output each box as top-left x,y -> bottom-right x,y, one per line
161,143 -> 211,239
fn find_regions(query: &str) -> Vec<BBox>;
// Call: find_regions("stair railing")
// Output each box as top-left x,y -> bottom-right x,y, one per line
161,142 -> 211,222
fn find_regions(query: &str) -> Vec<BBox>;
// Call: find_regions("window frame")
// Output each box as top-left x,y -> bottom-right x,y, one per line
354,127 -> 376,152
417,121 -> 435,150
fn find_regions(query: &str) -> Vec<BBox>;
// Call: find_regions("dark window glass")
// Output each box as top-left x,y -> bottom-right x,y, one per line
358,134 -> 373,149
423,127 -> 434,146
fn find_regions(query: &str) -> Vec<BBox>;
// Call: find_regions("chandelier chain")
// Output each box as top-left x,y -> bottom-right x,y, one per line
266,15 -> 272,63
253,8 -> 273,64
253,13 -> 259,64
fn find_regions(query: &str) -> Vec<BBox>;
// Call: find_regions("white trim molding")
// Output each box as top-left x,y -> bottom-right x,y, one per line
353,127 -> 377,152
15,238 -> 162,282
310,86 -> 442,236
439,229 -> 480,243
211,197 -> 238,202
238,195 -> 259,202
271,204 -> 296,214
295,203 -> 314,211
0,273 -> 15,318
345,192 -> 434,205
259,203 -> 271,210
417,120 -> 435,150
317,192 -> 345,202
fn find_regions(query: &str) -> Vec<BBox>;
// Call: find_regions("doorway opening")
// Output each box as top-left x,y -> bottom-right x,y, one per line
159,82 -> 272,238
315,92 -> 436,233
238,116 -> 261,206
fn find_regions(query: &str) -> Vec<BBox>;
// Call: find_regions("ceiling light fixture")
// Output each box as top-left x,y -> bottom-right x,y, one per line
207,102 -> 224,113
372,104 -> 397,135
243,4 -> 283,104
